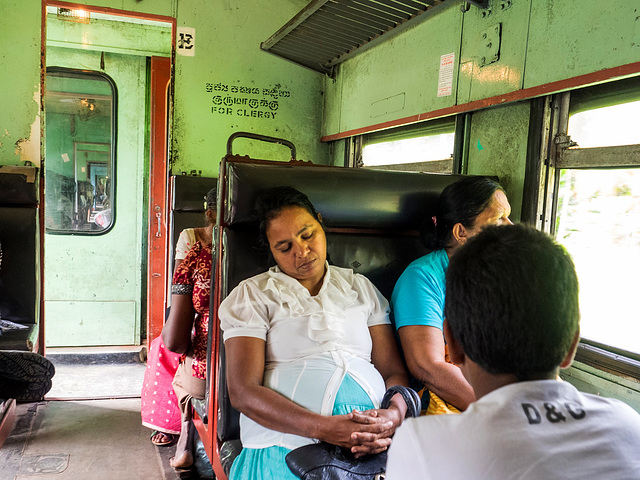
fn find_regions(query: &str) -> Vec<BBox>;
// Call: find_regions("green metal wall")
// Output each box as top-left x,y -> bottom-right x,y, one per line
0,0 -> 42,168
322,0 -> 640,219
0,0 -> 330,172
171,0 -> 329,174
323,0 -> 640,137
467,101 -> 530,222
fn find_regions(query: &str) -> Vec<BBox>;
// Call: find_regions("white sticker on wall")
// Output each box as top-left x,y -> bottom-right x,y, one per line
177,27 -> 196,57
61,153 -> 70,163
437,53 -> 455,97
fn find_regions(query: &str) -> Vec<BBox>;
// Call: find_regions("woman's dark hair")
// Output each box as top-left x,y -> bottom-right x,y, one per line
445,224 -> 579,380
421,176 -> 504,250
254,186 -> 321,250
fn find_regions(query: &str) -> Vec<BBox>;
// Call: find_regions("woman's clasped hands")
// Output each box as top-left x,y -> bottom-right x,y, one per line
320,396 -> 407,458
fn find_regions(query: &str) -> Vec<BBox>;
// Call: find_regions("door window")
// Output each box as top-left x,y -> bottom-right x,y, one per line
45,69 -> 116,233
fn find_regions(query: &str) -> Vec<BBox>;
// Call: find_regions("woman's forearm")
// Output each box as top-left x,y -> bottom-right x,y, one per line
162,294 -> 194,353
230,380 -> 394,449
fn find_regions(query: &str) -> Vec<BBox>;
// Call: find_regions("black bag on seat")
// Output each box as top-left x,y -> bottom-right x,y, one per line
285,442 -> 386,480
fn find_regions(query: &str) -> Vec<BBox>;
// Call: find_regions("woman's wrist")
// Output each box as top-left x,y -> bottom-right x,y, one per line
311,413 -> 332,443
385,396 -> 406,427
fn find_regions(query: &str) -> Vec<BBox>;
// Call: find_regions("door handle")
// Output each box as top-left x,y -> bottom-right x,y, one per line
155,212 -> 162,237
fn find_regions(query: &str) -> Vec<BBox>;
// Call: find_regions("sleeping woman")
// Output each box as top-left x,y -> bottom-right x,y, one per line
219,186 -> 412,479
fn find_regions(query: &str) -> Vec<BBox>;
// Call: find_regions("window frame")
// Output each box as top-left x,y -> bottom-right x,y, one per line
541,81 -> 640,379
44,67 -> 118,235
350,115 -> 465,174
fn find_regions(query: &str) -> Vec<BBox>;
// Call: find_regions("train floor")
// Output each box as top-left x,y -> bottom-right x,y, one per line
0,347 -> 213,479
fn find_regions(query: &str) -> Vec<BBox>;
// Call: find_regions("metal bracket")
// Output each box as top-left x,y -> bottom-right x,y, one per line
554,134 -> 578,148
478,23 -> 501,67
554,133 -> 578,167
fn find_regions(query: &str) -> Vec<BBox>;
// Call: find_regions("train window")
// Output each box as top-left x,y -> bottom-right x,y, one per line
45,69 -> 116,234
567,101 -> 640,148
554,96 -> 640,356
361,117 -> 455,172
555,168 -> 640,355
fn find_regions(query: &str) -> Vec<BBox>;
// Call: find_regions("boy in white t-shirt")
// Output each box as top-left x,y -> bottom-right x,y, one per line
386,224 -> 640,480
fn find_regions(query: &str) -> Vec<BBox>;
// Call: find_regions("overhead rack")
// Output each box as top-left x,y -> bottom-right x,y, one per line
260,0 -> 488,75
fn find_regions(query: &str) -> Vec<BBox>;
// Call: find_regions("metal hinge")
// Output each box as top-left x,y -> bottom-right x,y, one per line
554,134 -> 578,149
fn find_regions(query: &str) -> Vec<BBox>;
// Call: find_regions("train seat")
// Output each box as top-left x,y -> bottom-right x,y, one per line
209,157 -> 466,475
0,167 -> 39,352
168,175 -> 217,424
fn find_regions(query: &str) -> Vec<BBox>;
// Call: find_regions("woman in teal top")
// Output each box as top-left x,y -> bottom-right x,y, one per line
392,176 -> 512,412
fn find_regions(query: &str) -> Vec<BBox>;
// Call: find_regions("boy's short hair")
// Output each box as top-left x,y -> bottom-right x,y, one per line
445,224 -> 580,380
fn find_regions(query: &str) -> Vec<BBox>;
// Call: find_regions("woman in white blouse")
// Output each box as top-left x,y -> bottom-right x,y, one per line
219,186 -> 410,480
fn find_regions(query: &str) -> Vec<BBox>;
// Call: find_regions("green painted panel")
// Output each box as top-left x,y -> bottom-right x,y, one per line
171,0 -> 329,175
525,0 -> 640,89
467,101 -> 530,223
323,5 -> 463,137
458,0 -> 530,104
322,75 -> 343,140
46,15 -> 171,57
0,0 -> 42,167
45,301 -> 137,346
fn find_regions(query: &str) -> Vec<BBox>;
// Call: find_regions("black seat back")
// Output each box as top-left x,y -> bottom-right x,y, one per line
0,166 -> 39,351
213,158 -> 465,443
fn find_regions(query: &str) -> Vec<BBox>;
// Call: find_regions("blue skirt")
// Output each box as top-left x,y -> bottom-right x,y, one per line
229,374 -> 375,480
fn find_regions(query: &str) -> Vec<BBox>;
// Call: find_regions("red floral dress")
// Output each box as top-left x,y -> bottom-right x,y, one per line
171,241 -> 212,380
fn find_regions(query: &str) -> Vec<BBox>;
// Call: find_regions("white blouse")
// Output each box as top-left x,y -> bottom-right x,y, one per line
175,228 -> 196,261
219,263 -> 390,450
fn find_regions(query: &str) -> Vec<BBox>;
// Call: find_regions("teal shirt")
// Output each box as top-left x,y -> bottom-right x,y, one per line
391,249 -> 449,331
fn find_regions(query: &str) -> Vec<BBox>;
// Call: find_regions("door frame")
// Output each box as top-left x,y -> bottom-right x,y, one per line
40,0 -> 176,351
147,56 -> 172,345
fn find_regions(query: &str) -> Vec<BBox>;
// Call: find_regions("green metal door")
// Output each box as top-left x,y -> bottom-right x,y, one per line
44,48 -> 147,347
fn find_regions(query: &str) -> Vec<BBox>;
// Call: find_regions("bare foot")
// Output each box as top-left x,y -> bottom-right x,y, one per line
170,450 -> 193,469
150,431 -> 176,446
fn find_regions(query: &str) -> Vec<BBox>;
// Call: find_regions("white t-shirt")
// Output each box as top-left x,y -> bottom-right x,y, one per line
219,263 -> 390,450
386,380 -> 640,480
175,228 -> 196,261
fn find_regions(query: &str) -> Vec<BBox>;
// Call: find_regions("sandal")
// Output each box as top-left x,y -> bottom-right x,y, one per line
150,430 -> 176,446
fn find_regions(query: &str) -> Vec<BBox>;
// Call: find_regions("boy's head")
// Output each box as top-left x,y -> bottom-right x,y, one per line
444,224 -> 580,381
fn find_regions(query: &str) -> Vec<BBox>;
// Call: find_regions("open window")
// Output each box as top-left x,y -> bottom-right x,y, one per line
553,77 -> 640,371
45,68 -> 116,234
358,117 -> 456,173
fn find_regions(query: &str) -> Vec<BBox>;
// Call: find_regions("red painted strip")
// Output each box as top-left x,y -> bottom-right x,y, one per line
146,57 -> 171,346
321,60 -> 640,142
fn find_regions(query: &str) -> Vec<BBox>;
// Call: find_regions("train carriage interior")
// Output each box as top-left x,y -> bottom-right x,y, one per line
1,0 -> 640,479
